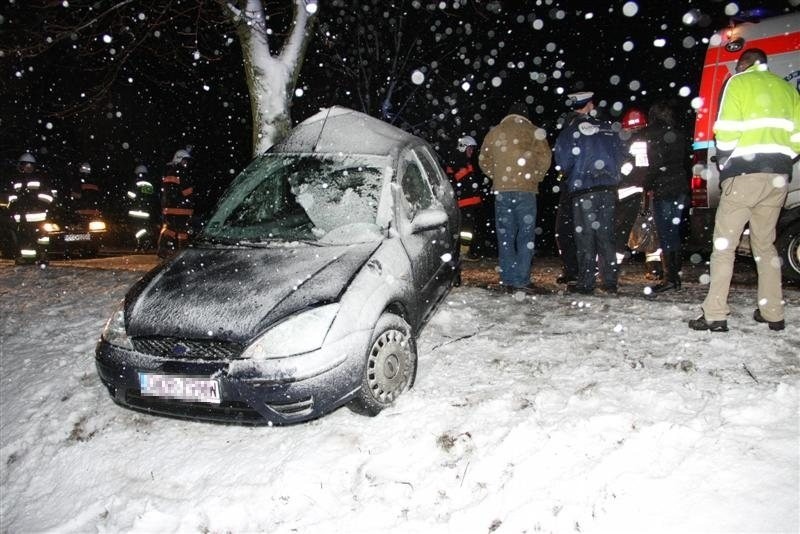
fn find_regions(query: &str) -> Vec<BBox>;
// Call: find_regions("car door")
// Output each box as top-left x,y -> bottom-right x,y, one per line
415,146 -> 459,250
395,149 -> 453,321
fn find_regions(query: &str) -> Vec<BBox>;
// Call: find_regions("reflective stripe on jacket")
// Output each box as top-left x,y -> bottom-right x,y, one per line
162,207 -> 194,216
449,162 -> 483,208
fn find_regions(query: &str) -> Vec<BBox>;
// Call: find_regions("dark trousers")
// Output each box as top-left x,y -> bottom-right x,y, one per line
461,203 -> 495,257
158,214 -> 191,256
615,193 -> 641,257
653,194 -> 686,253
572,189 -> 617,290
556,193 -> 578,279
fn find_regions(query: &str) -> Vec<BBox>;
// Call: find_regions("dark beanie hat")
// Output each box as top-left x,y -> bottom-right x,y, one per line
508,101 -> 529,118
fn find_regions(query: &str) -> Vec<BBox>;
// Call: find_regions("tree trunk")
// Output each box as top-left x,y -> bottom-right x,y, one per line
225,0 -> 316,155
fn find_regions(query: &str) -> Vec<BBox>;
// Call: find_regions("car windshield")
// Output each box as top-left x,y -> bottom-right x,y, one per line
200,153 -> 389,246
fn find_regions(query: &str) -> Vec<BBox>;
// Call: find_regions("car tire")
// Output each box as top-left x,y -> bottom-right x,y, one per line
777,220 -> 800,284
353,313 -> 417,416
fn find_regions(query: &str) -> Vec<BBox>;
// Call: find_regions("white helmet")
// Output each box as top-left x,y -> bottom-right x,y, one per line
134,164 -> 149,175
457,135 -> 478,152
19,152 -> 36,164
79,162 -> 92,174
171,149 -> 192,164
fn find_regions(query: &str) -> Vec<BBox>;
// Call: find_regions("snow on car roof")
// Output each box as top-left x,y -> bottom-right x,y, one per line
270,106 -> 419,157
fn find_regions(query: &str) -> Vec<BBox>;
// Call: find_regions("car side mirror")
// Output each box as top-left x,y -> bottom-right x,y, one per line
410,208 -> 448,234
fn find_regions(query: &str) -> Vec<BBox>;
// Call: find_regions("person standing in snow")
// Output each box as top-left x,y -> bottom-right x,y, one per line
689,48 -> 798,332
616,107 -> 664,281
553,110 -> 581,288
11,152 -> 51,198
127,164 -> 159,251
553,91 -> 624,295
8,152 -> 54,264
479,101 -> 552,293
70,162 -> 102,219
644,101 -> 689,295
446,135 -> 494,261
157,148 -> 194,258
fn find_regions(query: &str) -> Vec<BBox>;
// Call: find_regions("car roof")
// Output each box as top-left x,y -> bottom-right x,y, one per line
268,106 -> 422,159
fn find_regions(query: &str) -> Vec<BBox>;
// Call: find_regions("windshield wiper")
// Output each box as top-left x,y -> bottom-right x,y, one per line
236,238 -> 321,248
194,235 -> 241,247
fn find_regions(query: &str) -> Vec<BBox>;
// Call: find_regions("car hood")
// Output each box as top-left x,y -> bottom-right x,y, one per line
126,242 -> 380,343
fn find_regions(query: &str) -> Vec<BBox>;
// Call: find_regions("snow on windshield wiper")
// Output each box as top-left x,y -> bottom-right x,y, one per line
195,235 -> 241,247
238,238 -> 321,248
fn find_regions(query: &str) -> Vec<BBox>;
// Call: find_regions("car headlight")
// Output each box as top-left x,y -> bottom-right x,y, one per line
25,212 -> 47,222
42,222 -> 60,233
89,220 -> 107,232
241,303 -> 340,359
101,302 -> 134,350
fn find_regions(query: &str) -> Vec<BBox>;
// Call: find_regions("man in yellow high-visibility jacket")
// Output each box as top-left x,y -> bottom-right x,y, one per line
690,48 -> 800,332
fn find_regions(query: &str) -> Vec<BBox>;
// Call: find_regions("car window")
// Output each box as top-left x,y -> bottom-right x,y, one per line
415,147 -> 449,201
399,156 -> 434,217
202,154 -> 388,245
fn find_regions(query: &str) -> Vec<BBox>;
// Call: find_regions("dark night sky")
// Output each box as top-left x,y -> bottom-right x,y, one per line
1,0 -> 797,223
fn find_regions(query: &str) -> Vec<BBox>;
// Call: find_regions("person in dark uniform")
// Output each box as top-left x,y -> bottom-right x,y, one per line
127,164 -> 159,251
617,107 -> 664,280
446,135 -> 495,261
157,149 -> 194,257
7,152 -> 54,263
554,91 -> 624,295
70,162 -> 102,220
554,109 -> 581,287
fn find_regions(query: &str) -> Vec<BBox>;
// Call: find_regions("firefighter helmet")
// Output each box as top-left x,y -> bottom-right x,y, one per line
18,152 -> 36,164
457,135 -> 478,152
622,108 -> 647,130
171,149 -> 192,164
134,164 -> 149,175
79,162 -> 92,174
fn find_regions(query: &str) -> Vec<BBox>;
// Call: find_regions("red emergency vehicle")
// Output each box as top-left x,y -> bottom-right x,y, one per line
689,11 -> 800,282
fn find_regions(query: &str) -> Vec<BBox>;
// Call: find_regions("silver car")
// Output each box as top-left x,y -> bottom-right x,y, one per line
96,107 -> 460,424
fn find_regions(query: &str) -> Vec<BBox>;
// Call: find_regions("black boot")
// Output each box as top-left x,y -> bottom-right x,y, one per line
645,258 -> 664,281
670,251 -> 682,290
650,251 -> 681,293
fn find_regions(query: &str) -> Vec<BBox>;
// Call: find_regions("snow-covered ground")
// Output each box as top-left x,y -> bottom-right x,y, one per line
1,257 -> 798,533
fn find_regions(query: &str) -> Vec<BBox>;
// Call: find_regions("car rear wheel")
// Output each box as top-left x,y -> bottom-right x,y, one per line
353,313 -> 416,416
777,221 -> 800,284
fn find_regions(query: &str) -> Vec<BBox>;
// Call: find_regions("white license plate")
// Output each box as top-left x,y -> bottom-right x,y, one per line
138,373 -> 221,404
64,233 -> 91,242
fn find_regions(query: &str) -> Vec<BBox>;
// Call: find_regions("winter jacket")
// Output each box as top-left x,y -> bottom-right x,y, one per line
161,163 -> 194,218
10,169 -> 51,198
645,123 -> 690,200
714,63 -> 800,181
128,172 -> 158,221
618,128 -> 649,199
446,151 -> 491,208
70,173 -> 102,218
478,114 -> 552,194
554,113 -> 624,195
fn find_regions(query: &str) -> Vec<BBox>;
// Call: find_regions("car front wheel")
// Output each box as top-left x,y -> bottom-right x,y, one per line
353,313 -> 417,416
777,220 -> 800,284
